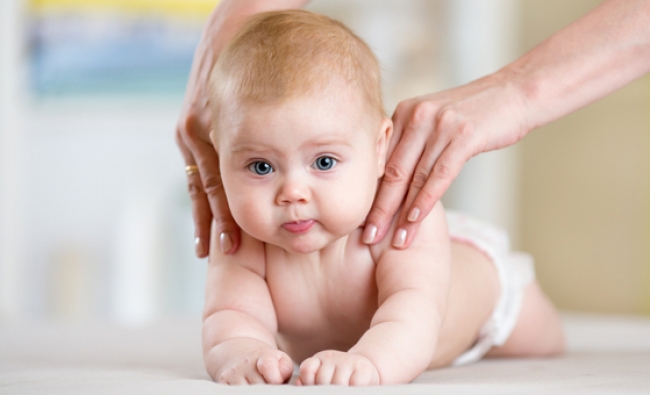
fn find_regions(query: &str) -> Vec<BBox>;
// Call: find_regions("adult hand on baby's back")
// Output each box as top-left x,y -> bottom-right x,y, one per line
364,71 -> 530,250
297,350 -> 380,386
218,348 -> 294,385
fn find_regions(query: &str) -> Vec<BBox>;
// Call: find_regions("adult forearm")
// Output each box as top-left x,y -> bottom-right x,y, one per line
507,0 -> 650,131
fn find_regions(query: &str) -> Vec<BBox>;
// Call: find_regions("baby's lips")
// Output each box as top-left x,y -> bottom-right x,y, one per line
282,220 -> 316,234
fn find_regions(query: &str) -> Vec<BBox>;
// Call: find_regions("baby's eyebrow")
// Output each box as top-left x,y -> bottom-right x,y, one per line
304,138 -> 353,148
229,144 -> 273,153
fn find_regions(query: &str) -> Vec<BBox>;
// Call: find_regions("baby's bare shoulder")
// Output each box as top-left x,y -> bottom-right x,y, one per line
210,229 -> 267,278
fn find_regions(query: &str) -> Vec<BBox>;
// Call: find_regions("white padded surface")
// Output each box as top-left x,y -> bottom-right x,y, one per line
1,313 -> 649,394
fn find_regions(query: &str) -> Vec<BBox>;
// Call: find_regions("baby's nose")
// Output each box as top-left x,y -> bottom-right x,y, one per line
276,177 -> 311,205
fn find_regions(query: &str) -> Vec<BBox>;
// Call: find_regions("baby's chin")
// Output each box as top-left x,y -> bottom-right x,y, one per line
263,232 -> 347,255
272,234 -> 334,254
241,221 -> 361,254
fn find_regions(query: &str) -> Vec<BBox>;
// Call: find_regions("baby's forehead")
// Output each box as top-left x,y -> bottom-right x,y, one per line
234,85 -> 376,121
216,94 -> 378,151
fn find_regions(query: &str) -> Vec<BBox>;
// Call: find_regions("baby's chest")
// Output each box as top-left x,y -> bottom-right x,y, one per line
266,253 -> 378,339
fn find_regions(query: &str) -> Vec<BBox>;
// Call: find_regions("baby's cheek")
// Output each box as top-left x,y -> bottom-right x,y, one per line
230,195 -> 272,239
325,183 -> 374,233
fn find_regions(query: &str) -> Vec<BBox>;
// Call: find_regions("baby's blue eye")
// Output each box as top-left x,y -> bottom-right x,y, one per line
314,156 -> 337,171
248,161 -> 273,175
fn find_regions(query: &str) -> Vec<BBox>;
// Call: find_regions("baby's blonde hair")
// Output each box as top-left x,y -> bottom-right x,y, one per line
209,10 -> 384,129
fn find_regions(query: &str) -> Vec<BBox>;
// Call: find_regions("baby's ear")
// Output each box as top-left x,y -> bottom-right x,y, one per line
376,118 -> 393,177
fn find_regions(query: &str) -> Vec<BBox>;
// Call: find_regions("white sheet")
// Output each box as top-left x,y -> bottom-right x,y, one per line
1,313 -> 649,394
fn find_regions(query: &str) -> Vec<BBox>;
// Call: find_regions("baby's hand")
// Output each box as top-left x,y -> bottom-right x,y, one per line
218,349 -> 294,385
297,350 -> 380,386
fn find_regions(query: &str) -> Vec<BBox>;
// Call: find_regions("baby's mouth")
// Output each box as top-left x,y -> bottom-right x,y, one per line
282,220 -> 316,234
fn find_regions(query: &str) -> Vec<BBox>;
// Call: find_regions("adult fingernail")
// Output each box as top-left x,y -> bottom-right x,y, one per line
393,228 -> 407,248
220,232 -> 233,253
194,237 -> 205,256
407,207 -> 420,222
362,224 -> 377,244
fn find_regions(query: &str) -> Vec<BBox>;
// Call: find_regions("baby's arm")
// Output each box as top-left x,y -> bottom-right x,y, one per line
203,231 -> 293,384
299,202 -> 451,385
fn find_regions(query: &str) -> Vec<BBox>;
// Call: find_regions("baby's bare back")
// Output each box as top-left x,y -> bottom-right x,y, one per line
263,227 -> 499,367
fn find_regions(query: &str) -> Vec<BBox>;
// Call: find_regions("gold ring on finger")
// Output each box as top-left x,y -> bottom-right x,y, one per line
185,165 -> 199,176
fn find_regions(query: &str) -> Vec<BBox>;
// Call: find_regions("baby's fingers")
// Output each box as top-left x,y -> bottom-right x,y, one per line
219,367 -> 263,385
331,365 -> 354,385
298,357 -> 322,386
349,366 -> 379,386
256,353 -> 294,384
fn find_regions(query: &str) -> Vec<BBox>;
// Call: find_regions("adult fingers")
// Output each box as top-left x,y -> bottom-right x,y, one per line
176,125 -> 212,258
186,166 -> 213,257
412,128 -> 475,220
389,108 -> 457,249
396,135 -> 473,248
181,112 -> 241,255
193,137 -> 240,254
363,101 -> 436,245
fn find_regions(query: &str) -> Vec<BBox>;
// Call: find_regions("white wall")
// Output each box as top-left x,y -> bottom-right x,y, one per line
441,0 -> 521,245
0,0 -> 27,321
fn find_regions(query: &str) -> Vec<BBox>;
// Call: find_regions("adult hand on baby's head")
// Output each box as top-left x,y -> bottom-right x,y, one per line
218,348 -> 294,385
297,350 -> 380,386
364,71 -> 530,249
176,87 -> 241,258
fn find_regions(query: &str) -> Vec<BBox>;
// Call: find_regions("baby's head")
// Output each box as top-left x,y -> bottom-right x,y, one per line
209,10 -> 392,253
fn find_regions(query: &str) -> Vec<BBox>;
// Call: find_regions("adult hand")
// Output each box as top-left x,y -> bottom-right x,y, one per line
363,71 -> 530,249
175,12 -> 240,258
364,0 -> 650,250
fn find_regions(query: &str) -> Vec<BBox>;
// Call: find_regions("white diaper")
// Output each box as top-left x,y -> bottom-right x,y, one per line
447,211 -> 535,366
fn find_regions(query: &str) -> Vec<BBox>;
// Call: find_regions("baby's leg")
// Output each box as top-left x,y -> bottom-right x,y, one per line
486,281 -> 565,357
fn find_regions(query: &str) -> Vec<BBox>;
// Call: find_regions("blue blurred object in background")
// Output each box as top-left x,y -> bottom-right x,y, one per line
28,0 -> 217,96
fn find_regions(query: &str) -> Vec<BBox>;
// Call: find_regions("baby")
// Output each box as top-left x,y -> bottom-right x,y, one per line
202,10 -> 564,386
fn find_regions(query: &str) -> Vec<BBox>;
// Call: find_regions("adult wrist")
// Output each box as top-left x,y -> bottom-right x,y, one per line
493,62 -> 539,136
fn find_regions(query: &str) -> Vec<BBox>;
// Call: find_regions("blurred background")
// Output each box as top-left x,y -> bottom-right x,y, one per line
0,0 -> 648,326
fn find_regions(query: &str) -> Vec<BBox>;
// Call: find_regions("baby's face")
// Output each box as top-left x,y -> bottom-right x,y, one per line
214,86 -> 391,254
